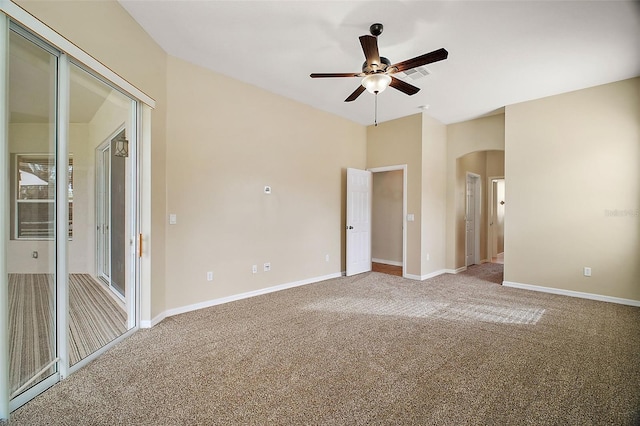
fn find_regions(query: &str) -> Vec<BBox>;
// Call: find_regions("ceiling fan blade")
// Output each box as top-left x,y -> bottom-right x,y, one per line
310,73 -> 361,78
389,76 -> 420,96
345,85 -> 366,102
359,35 -> 381,68
389,48 -> 448,73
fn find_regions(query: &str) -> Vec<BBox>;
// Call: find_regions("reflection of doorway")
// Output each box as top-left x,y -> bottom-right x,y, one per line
489,177 -> 505,263
97,142 -> 111,286
465,173 -> 481,266
96,128 -> 126,299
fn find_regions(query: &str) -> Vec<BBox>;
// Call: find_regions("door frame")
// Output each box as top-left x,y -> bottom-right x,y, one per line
95,126 -> 128,301
487,176 -> 504,261
368,165 -> 407,278
465,172 -> 481,266
96,137 -> 112,287
0,15 -> 9,419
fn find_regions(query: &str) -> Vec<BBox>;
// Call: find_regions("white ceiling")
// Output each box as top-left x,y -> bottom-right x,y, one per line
119,0 -> 640,126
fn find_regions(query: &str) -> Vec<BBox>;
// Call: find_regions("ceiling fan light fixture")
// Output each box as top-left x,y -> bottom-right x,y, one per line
361,73 -> 391,94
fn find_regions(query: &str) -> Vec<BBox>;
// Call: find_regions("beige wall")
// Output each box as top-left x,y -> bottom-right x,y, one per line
14,0 -> 367,317
16,0 -> 169,319
11,2 -> 638,316
421,113 -> 447,276
367,114 -> 422,277
372,170 -> 403,264
505,77 -> 640,301
446,114 -> 505,270
164,56 -> 366,309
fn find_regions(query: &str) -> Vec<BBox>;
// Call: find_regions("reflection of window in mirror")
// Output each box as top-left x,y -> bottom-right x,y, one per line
14,154 -> 73,240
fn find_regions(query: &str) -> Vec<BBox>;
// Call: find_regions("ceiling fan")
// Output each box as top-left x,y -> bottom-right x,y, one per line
310,23 -> 448,103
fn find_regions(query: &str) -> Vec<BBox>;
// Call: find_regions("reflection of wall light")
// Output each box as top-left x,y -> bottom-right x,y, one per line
114,134 -> 129,158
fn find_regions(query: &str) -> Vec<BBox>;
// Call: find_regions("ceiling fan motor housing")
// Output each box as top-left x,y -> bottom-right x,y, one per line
362,57 -> 391,74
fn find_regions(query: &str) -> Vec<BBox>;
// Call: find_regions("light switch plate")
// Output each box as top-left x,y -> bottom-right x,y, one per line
407,214 -> 415,222
169,214 -> 177,225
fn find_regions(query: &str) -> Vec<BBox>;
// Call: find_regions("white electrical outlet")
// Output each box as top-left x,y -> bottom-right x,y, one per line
264,262 -> 271,272
207,271 -> 213,281
583,267 -> 591,277
325,254 -> 330,262
252,265 -> 258,274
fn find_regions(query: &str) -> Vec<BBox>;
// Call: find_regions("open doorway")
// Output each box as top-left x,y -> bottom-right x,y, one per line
370,166 -> 406,277
456,150 -> 504,270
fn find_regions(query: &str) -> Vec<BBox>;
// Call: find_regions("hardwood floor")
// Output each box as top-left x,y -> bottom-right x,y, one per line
372,262 -> 403,277
374,254 -> 502,276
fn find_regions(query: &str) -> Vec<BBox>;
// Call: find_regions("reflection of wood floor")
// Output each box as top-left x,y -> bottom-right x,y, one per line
372,262 -> 403,277
491,252 -> 505,264
8,273 -> 127,396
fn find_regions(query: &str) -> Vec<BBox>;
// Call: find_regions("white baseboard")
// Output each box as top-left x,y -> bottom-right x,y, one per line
503,281 -> 640,307
141,272 -> 343,328
140,315 -> 163,329
404,273 -> 421,280
443,266 -> 467,274
404,269 -> 448,281
372,258 -> 403,267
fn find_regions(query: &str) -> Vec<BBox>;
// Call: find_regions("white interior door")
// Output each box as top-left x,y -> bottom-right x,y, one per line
496,179 -> 505,254
346,168 -> 372,276
465,173 -> 480,266
488,178 -> 505,260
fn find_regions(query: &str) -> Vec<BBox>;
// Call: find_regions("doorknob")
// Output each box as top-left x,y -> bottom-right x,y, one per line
347,226 -> 354,230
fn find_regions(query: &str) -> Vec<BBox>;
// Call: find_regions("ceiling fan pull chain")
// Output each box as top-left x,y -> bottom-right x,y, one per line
374,93 -> 378,127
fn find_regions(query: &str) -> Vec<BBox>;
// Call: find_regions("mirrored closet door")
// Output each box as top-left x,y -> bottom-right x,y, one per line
7,27 -> 59,401
67,63 -> 137,367
5,21 -> 140,411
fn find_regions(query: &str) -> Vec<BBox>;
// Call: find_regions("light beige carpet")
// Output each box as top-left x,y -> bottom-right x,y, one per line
6,265 -> 640,425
